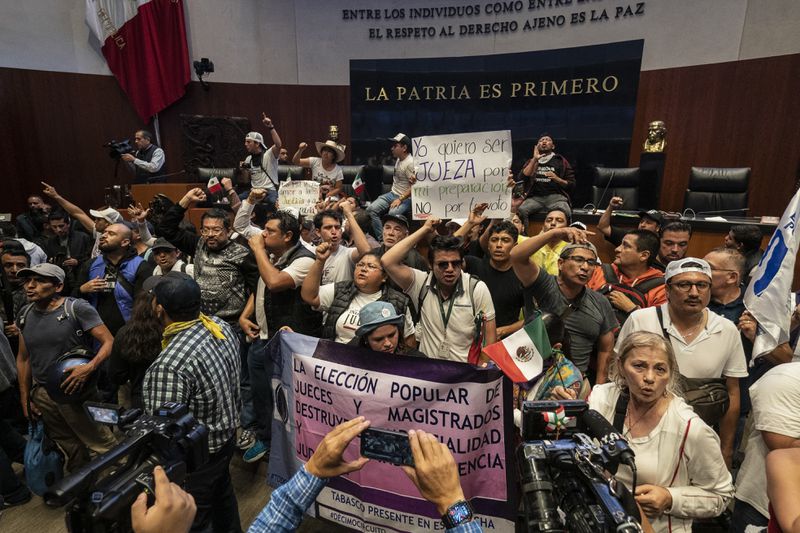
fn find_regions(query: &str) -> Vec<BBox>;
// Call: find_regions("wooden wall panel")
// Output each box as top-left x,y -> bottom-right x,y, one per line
2,52 -> 798,219
628,54 -> 800,216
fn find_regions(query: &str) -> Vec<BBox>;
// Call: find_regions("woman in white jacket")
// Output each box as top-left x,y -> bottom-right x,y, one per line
587,331 -> 733,533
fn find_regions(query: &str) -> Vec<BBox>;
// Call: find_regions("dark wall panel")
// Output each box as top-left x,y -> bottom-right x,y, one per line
2,52 -> 799,218
628,54 -> 800,216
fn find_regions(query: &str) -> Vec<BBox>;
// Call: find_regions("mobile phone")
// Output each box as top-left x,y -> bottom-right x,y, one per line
360,428 -> 414,466
83,401 -> 123,425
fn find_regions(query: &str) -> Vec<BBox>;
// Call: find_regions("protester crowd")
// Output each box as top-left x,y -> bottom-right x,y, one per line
0,126 -> 798,533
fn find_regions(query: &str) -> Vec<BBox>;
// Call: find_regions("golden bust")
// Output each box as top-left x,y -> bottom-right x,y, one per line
643,120 -> 666,153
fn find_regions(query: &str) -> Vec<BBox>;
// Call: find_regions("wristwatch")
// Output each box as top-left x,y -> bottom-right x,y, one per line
441,499 -> 474,529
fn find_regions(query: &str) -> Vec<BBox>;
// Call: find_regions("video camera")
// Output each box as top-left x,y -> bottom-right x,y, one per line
518,400 -> 643,533
44,402 -> 209,533
103,139 -> 134,160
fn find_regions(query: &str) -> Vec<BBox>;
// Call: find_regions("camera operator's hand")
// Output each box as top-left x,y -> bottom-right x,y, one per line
121,153 -> 136,163
634,484 -> 672,518
402,429 -> 466,515
80,276 -> 108,294
549,385 -> 578,400
305,417 -> 371,479
131,466 -> 196,533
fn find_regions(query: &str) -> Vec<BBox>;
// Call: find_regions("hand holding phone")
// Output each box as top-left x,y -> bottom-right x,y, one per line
360,428 -> 414,466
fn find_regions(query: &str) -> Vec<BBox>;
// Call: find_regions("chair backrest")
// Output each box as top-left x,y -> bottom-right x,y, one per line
591,167 -> 640,209
684,167 -> 750,217
197,167 -> 236,180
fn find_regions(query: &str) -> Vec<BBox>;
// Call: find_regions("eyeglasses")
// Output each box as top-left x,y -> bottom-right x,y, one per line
435,260 -> 462,270
355,262 -> 382,272
200,227 -> 225,236
564,255 -> 600,267
669,281 -> 712,292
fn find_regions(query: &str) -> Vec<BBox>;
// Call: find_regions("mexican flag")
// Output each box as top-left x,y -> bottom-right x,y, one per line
352,173 -> 365,196
85,0 -> 190,121
483,316 -> 552,383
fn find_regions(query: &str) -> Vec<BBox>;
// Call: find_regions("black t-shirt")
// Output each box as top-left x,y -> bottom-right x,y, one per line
464,256 -> 523,327
521,154 -> 574,198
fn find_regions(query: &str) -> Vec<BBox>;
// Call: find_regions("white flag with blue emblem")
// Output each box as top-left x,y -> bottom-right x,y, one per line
744,189 -> 800,358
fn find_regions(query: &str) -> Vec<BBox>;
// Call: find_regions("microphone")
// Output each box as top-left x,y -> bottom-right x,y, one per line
580,409 -> 636,472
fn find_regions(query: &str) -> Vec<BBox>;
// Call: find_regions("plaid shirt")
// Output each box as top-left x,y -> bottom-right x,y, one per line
247,466 -> 483,533
142,317 -> 241,453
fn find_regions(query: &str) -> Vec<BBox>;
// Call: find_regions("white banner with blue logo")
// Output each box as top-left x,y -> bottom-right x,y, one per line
744,189 -> 800,358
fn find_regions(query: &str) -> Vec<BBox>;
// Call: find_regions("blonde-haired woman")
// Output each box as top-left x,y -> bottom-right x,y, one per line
588,331 -> 733,533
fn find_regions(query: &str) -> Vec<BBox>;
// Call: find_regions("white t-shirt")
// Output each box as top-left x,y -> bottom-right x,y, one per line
316,285 -> 416,343
245,145 -> 279,190
405,270 -> 495,362
736,362 -> 800,517
253,251 -> 314,339
308,157 -> 344,186
320,244 -> 355,285
152,260 -> 194,277
391,155 -> 415,196
615,305 -> 748,379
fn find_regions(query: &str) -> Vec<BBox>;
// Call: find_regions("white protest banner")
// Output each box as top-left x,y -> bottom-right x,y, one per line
278,180 -> 319,216
412,181 -> 512,220
411,130 -> 512,219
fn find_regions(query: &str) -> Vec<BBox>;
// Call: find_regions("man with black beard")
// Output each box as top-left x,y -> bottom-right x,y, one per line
15,194 -> 50,243
121,130 -> 166,184
75,223 -> 151,336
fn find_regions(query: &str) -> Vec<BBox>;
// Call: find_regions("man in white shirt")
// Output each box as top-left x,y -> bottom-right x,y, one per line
312,205 -> 372,285
615,257 -> 748,467
382,218 -> 496,362
240,113 -> 282,207
366,133 -> 416,240
732,363 -> 800,533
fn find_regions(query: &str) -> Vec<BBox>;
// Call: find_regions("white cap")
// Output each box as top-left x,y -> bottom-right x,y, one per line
245,131 -> 267,150
664,257 -> 712,281
88,207 -> 122,224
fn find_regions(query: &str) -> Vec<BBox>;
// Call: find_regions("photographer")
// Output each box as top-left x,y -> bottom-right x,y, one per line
130,418 -> 482,533
121,130 -> 165,184
584,331 -> 733,532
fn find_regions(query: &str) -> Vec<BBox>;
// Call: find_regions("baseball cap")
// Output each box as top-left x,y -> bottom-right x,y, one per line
245,131 -> 268,150
355,301 -> 404,337
389,133 -> 412,153
569,221 -> 587,231
150,271 -> 202,318
17,263 -> 66,284
638,209 -> 665,225
664,257 -> 712,282
151,237 -> 177,252
88,207 -> 122,224
382,213 -> 409,230
559,241 -> 599,260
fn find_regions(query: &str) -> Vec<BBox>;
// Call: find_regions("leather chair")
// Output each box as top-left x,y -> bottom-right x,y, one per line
684,167 -> 750,217
591,167 -> 640,209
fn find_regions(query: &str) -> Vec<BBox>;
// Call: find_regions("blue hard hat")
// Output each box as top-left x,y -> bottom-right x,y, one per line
45,349 -> 95,404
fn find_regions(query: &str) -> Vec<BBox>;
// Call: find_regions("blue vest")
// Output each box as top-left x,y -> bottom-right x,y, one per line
88,254 -> 143,321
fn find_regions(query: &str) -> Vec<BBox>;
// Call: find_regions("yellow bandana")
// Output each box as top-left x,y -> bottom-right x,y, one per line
161,313 -> 226,349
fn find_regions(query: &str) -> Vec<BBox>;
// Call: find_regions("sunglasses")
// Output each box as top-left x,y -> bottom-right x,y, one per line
435,260 -> 462,270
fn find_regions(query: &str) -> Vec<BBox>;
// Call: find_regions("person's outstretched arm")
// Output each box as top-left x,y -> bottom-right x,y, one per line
41,181 -> 94,233
382,218 -> 439,292
597,196 -> 623,237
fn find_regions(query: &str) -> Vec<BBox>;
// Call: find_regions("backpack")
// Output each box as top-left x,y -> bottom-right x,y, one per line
17,297 -> 84,339
598,264 -> 664,324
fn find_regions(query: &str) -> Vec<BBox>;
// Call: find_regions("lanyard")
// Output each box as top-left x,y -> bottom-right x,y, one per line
437,291 -> 456,329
